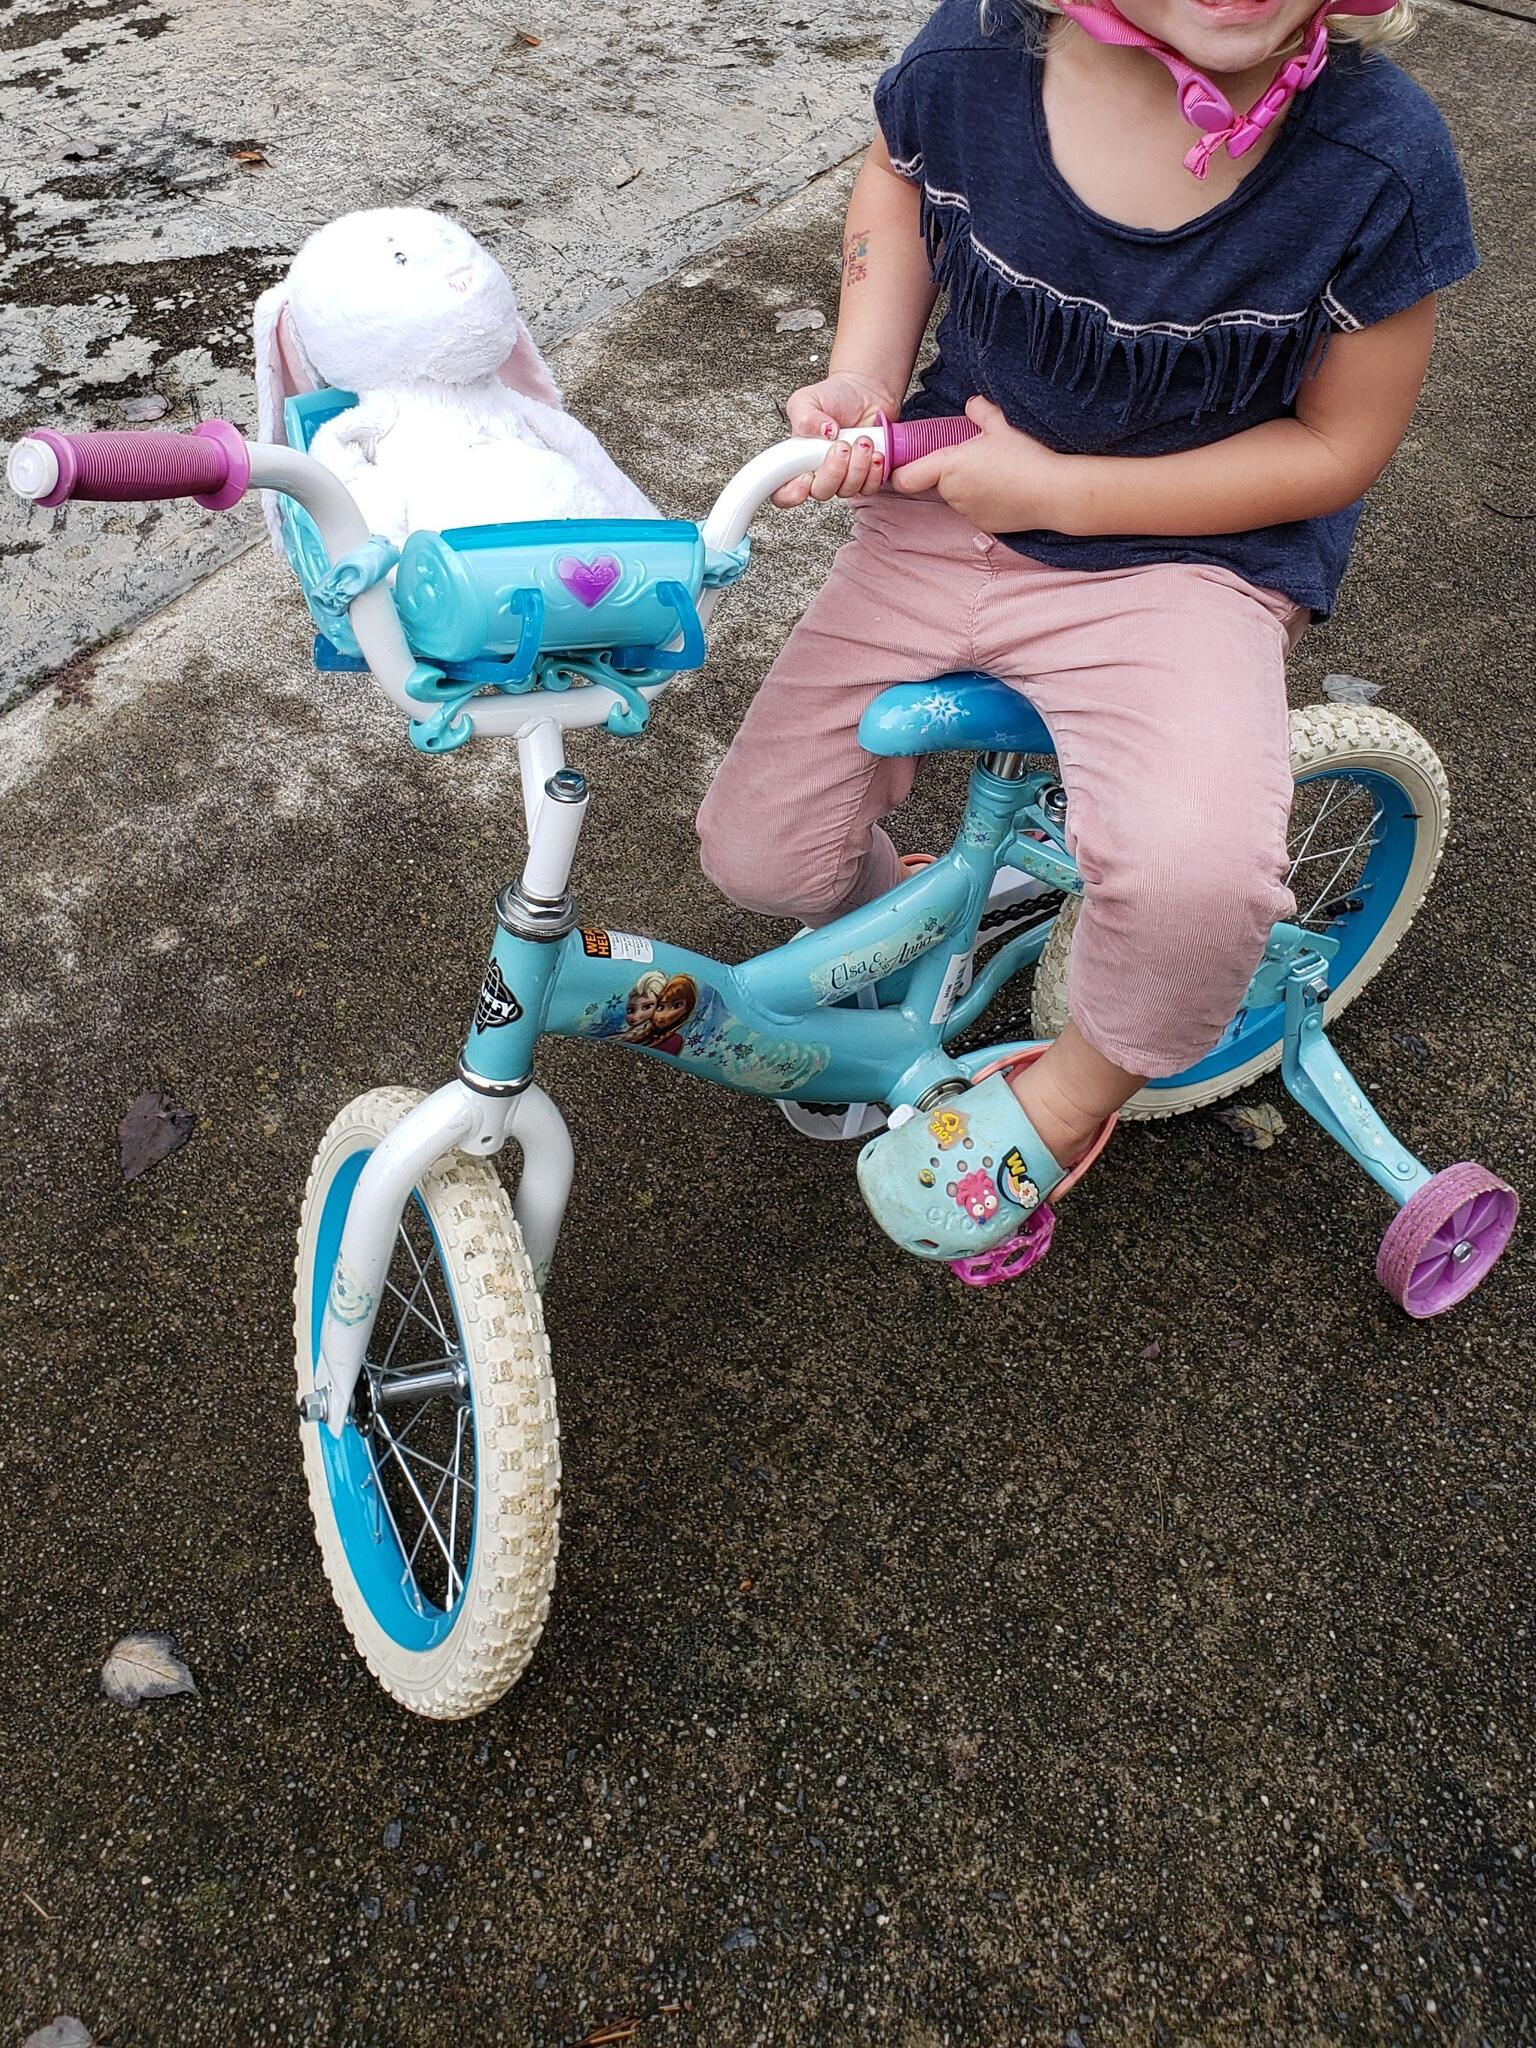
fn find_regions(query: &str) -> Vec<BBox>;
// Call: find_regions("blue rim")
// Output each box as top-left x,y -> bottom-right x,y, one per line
308,1147 -> 475,1651
1146,766 -> 1420,1095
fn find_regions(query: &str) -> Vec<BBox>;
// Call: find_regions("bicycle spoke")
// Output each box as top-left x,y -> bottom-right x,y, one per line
367,1445 -> 417,1587
389,1390 -> 448,1451
375,1274 -> 427,1375
1295,818 -> 1382,924
1286,778 -> 1346,871
402,1451 -> 455,1584
1289,829 -> 1379,869
374,1409 -> 460,1598
1288,794 -> 1364,873
382,1275 -> 451,1348
397,1211 -> 456,1344
389,1436 -> 471,1488
1286,777 -> 1383,930
339,1184 -> 477,1617
377,1352 -> 458,1382
447,1405 -> 467,1594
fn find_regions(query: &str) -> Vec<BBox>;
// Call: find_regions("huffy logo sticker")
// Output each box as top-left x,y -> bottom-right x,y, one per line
474,962 -> 524,1032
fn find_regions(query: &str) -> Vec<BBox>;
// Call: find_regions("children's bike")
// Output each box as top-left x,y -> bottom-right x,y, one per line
9,411 -> 1517,1718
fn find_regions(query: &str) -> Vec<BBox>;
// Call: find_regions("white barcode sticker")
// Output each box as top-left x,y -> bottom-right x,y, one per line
930,950 -> 973,1024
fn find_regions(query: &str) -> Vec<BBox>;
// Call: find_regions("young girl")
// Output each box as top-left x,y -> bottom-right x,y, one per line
696,0 -> 1476,1261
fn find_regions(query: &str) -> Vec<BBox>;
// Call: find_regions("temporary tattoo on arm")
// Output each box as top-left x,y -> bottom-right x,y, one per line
843,228 -> 871,288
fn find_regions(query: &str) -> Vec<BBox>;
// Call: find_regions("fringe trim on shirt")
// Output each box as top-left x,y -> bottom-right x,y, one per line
921,190 -> 1333,426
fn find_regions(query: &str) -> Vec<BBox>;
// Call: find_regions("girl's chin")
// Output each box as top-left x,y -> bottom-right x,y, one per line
1147,0 -> 1308,67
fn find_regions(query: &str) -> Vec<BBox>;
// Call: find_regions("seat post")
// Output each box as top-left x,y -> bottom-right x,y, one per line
979,750 -> 1029,780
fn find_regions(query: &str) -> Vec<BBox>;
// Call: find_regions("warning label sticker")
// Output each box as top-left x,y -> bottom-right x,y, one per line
580,928 -> 655,964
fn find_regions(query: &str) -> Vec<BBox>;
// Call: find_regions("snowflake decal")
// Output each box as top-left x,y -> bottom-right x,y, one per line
914,690 -> 963,729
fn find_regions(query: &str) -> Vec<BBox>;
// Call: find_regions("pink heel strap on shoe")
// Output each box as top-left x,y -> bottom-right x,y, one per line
945,1046 -> 1117,1288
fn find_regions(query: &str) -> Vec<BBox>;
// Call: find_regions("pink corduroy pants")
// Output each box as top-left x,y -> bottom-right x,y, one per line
697,492 -> 1307,1078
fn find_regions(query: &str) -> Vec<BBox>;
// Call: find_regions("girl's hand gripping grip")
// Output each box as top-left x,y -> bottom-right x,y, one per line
6,420 -> 250,511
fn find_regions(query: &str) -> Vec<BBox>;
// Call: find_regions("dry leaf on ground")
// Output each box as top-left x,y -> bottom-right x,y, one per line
101,1632 -> 197,1706
23,2021 -> 94,2048
1212,1102 -> 1287,1150
1322,673 -> 1383,704
119,1090 -> 196,1180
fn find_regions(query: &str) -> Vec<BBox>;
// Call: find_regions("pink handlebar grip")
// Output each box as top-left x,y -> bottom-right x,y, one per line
876,412 -> 981,470
18,419 -> 249,511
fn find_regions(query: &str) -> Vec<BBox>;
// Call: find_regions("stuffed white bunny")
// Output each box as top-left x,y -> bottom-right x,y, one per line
253,208 -> 658,550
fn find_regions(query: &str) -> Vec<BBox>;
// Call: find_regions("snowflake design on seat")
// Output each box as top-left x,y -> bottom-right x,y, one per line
914,689 -> 964,729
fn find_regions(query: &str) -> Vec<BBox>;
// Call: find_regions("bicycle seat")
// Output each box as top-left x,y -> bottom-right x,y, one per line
858,674 -> 1055,758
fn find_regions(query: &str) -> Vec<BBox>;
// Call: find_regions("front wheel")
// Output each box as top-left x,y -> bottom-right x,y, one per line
1031,703 -> 1450,1119
293,1087 -> 559,1718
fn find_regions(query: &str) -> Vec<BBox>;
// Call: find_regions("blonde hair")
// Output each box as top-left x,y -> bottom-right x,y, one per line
980,0 -> 1417,52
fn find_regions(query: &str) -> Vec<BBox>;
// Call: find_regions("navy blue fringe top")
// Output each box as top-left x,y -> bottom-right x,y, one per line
875,0 -> 1477,614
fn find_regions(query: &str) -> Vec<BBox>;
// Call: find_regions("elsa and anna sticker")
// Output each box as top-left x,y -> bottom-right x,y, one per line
574,963 -> 832,1092
616,969 -> 700,1055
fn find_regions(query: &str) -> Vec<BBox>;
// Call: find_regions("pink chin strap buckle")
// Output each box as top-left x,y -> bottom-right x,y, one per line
1055,0 -> 1398,180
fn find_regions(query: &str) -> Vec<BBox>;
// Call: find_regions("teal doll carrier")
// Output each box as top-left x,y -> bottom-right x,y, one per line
275,390 -> 748,748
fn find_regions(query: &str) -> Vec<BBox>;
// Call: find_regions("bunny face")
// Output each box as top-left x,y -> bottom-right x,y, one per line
285,208 -> 521,391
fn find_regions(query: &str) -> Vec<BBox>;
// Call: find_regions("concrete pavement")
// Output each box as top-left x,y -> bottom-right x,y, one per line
2,3 -> 1534,2042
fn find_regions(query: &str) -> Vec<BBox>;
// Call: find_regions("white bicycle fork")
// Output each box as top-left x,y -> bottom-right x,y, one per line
310,716 -> 591,1438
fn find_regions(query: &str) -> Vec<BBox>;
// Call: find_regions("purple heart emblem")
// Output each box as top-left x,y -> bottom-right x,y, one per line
556,553 -> 621,608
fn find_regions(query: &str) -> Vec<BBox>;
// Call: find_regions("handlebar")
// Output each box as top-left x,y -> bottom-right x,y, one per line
873,411 -> 981,468
6,412 -> 981,736
697,413 -> 978,557
7,420 -> 250,511
6,411 -> 977,521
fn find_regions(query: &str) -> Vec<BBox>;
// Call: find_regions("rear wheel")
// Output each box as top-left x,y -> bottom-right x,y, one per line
1030,704 -> 1450,1119
294,1088 -> 559,1718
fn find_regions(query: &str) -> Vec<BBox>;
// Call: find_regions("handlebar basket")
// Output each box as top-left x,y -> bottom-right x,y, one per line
275,392 -> 739,700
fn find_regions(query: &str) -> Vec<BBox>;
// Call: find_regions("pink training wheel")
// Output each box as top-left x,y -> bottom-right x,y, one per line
948,1204 -> 1056,1289
1376,1163 -> 1518,1319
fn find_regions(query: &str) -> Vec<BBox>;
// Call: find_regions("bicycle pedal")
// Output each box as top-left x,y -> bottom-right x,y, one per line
947,1204 -> 1056,1287
776,1098 -> 888,1143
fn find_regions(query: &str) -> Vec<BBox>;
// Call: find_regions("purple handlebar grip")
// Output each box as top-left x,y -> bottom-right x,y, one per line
876,412 -> 982,470
26,419 -> 249,511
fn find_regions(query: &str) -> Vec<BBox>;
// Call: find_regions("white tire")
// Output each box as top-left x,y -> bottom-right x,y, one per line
1030,703 -> 1450,1119
294,1086 -> 559,1718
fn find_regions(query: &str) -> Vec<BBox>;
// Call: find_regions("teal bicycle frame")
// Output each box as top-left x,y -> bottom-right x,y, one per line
463,756 -> 1067,1114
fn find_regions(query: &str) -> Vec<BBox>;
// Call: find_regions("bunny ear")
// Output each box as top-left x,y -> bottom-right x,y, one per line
278,304 -> 319,399
252,285 -> 320,552
497,314 -> 564,411
253,285 -> 292,447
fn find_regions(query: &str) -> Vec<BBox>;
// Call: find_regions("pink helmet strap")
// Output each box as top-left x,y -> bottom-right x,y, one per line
1054,0 -> 1397,180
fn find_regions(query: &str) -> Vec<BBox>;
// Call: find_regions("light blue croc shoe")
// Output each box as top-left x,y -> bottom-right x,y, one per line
856,1057 -> 1096,1262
